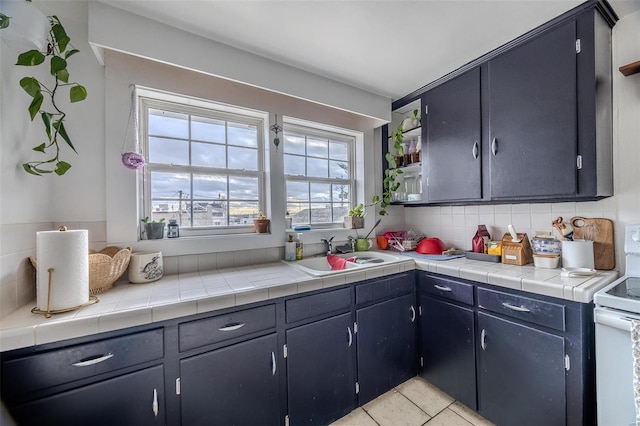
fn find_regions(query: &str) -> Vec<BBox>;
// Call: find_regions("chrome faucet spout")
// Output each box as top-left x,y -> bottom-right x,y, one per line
321,236 -> 335,255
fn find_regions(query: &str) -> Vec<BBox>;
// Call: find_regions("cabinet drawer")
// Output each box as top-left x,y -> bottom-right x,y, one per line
179,304 -> 276,352
477,287 -> 566,331
286,287 -> 351,323
418,274 -> 474,306
2,328 -> 163,398
356,273 -> 413,305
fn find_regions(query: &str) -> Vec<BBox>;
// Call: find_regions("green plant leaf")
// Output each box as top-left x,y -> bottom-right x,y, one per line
0,13 -> 11,29
41,112 -> 53,141
50,56 -> 67,78
56,68 -> 69,83
70,85 -> 87,102
51,23 -> 70,52
33,143 -> 46,153
65,49 -> 79,59
55,161 -> 71,176
53,120 -> 77,153
19,77 -> 41,97
16,50 -> 45,66
28,92 -> 44,120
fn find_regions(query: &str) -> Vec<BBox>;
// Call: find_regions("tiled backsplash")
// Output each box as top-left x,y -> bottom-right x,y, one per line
404,199 -> 617,252
0,200 -> 617,317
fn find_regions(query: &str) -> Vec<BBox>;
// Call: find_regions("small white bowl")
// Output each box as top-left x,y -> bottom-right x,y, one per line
533,254 -> 560,269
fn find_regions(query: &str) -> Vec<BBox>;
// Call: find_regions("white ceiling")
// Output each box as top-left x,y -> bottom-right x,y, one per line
100,0 -> 640,101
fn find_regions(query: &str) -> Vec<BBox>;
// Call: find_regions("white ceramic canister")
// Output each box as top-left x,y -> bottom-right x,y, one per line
129,251 -> 163,283
561,240 -> 595,269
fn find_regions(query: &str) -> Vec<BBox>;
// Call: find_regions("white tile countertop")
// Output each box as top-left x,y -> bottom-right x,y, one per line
0,253 -> 618,352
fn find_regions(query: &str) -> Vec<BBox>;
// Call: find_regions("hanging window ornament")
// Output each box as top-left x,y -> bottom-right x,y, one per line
270,113 -> 282,151
121,84 -> 146,170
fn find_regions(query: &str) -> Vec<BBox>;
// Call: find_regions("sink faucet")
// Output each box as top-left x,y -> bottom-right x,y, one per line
349,236 -> 356,253
321,236 -> 335,255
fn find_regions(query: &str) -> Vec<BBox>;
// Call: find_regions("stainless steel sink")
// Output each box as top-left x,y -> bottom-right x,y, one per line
283,251 -> 404,276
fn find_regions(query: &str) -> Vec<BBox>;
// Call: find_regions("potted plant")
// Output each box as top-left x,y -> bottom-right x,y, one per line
390,122 -> 405,167
344,203 -> 365,229
254,212 -> 270,233
141,217 -> 165,240
15,14 -> 87,176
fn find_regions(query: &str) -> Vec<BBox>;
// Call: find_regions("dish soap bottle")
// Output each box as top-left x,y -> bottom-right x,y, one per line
285,234 -> 296,261
285,211 -> 292,231
296,233 -> 304,260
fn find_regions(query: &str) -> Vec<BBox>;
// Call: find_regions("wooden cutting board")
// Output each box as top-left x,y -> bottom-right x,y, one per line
569,216 -> 615,270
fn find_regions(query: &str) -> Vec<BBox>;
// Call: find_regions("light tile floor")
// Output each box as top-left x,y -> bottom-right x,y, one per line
331,377 -> 494,426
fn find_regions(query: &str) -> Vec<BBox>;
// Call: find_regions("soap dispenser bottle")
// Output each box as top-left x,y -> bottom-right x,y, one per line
295,233 -> 304,260
285,211 -> 292,231
285,234 -> 296,261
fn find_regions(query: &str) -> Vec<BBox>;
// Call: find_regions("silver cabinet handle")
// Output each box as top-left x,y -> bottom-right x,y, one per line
271,351 -> 277,376
410,306 -> 416,323
152,388 -> 159,417
491,138 -> 498,156
472,142 -> 479,159
434,284 -> 452,292
218,322 -> 245,332
481,329 -> 487,350
71,353 -> 113,367
347,326 -> 353,347
502,302 -> 531,313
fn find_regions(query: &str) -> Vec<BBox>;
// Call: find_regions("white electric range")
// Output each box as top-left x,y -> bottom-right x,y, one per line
594,224 -> 640,426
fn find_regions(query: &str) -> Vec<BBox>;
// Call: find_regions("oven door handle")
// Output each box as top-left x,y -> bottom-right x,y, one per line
596,310 -> 637,331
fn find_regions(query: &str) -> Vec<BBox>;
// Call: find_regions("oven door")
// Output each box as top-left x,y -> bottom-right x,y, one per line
595,306 -> 637,426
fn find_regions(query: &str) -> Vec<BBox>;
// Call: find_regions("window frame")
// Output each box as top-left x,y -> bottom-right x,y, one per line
283,119 -> 356,229
138,89 -> 268,237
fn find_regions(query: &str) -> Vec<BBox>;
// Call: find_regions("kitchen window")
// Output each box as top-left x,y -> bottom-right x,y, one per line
139,90 -> 267,236
283,121 -> 355,227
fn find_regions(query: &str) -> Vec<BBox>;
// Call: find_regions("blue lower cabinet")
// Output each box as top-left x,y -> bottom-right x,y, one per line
179,333 -> 280,426
9,365 -> 165,426
286,312 -> 356,426
356,293 -> 417,404
477,312 -> 566,426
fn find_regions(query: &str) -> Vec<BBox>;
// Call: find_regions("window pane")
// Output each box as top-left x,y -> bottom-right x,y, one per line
229,201 -> 259,226
148,109 -> 188,139
192,116 -> 225,143
310,203 -> 331,223
211,200 -> 228,226
329,141 -> 348,161
193,174 -> 227,200
229,176 -> 259,200
151,171 -> 190,200
288,203 -> 309,225
149,137 -> 188,165
307,157 -> 328,178
286,181 -> 309,202
192,142 -> 225,168
310,183 -> 330,202
330,160 -> 349,179
284,154 -> 305,176
228,122 -> 258,148
307,137 -> 328,158
228,146 -> 258,171
332,184 -> 350,203
284,133 -> 305,155
332,205 -> 349,222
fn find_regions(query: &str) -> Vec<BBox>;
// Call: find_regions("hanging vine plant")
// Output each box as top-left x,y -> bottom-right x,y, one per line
16,14 -> 87,176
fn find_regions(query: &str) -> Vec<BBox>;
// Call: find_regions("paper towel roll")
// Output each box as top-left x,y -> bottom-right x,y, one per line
36,229 -> 89,311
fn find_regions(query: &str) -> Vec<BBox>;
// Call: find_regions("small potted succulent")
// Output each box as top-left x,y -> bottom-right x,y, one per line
254,212 -> 270,233
344,203 -> 365,229
141,217 -> 165,240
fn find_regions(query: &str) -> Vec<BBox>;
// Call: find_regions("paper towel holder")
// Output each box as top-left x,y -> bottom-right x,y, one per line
31,267 -> 99,318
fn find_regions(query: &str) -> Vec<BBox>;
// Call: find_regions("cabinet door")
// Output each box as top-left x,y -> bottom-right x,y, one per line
488,20 -> 577,199
357,293 -> 417,404
425,68 -> 482,201
477,312 -> 566,426
419,295 -> 476,410
180,333 -> 280,426
286,312 -> 355,426
8,365 -> 165,426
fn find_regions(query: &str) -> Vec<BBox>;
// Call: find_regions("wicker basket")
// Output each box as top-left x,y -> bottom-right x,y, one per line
30,246 -> 132,296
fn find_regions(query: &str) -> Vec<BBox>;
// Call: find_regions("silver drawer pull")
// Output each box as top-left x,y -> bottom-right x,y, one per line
481,329 -> 487,350
347,327 -> 353,347
152,388 -> 159,417
71,353 -> 114,367
271,351 -> 277,376
502,302 -> 531,313
410,306 -> 416,323
218,322 -> 246,332
434,284 -> 452,292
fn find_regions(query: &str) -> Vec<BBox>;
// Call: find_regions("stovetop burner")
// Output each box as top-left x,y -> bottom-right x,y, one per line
607,277 -> 640,299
